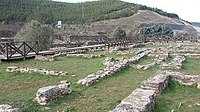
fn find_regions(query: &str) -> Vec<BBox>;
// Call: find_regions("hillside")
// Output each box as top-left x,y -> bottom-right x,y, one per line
0,0 -> 179,24
90,10 -> 197,36
191,22 -> 200,27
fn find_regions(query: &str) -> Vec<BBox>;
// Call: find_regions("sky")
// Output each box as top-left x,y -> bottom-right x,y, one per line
53,0 -> 200,22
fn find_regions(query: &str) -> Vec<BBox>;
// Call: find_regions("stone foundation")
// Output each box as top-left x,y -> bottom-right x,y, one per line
78,49 -> 153,86
66,54 -> 103,58
35,55 -> 57,61
35,82 -> 72,105
161,55 -> 186,69
111,70 -> 200,112
6,66 -> 68,76
141,71 -> 170,95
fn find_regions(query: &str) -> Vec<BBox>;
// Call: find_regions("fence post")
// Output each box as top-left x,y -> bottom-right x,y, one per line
23,42 -> 26,60
6,43 -> 9,60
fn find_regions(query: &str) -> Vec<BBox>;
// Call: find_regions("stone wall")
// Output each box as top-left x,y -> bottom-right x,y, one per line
0,104 -> 22,112
35,55 -> 57,61
66,54 -> 104,59
35,82 -> 72,105
77,49 -> 153,86
132,48 -> 169,70
141,71 -> 170,95
111,88 -> 155,112
161,55 -> 186,69
6,66 -> 68,76
111,70 -> 200,112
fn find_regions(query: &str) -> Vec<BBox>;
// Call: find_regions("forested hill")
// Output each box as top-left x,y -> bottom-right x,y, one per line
0,0 -> 179,25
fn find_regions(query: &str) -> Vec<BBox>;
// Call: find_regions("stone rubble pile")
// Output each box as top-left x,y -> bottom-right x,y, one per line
77,49 -> 153,86
66,54 -> 103,58
111,88 -> 155,112
161,55 -> 186,69
6,66 -> 68,76
35,82 -> 72,105
0,104 -> 22,112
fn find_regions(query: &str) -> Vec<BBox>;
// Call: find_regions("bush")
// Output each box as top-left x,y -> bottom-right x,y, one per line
139,24 -> 174,38
113,26 -> 126,38
15,20 -> 54,50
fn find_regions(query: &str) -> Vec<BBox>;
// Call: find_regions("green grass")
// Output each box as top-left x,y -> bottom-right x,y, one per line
1,49 -> 200,112
137,56 -> 156,65
153,81 -> 200,112
180,58 -> 200,74
0,53 -> 158,112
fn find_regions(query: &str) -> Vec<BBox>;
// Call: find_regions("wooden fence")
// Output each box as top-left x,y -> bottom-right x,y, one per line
0,41 -> 39,60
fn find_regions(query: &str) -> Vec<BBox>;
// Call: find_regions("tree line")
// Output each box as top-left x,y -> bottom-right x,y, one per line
0,0 -> 179,25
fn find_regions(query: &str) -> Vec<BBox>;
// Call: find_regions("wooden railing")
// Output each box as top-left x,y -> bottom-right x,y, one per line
0,41 -> 39,60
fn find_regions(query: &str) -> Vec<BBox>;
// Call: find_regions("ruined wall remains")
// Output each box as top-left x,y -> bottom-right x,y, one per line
6,66 -> 68,76
35,82 -> 72,105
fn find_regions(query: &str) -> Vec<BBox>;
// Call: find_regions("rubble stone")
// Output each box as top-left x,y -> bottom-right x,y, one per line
0,104 -> 22,112
161,55 -> 186,69
6,66 -> 68,76
35,83 -> 72,105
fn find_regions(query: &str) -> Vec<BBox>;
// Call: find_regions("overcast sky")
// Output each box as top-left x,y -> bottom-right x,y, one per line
53,0 -> 200,22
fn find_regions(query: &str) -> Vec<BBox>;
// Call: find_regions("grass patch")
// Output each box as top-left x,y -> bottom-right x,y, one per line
180,58 -> 200,74
0,53 -> 157,112
153,81 -> 200,112
137,56 -> 155,65
1,49 -> 200,111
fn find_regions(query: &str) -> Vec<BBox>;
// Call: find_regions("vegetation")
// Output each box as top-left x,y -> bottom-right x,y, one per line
0,51 -> 157,112
113,26 -> 126,38
0,0 -> 179,24
1,43 -> 200,112
15,20 -> 54,50
139,24 -> 174,38
154,81 -> 200,112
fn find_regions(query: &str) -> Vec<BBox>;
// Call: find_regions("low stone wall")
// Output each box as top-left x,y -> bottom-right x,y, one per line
78,49 -> 153,86
111,70 -> 200,112
77,57 -> 129,86
66,54 -> 104,58
111,88 -> 155,112
163,71 -> 200,87
161,55 -> 186,69
183,53 -> 200,58
6,66 -> 68,76
103,57 -> 114,66
35,55 -> 57,61
132,48 -> 169,70
0,104 -> 22,112
141,71 -> 171,95
35,82 -> 72,105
